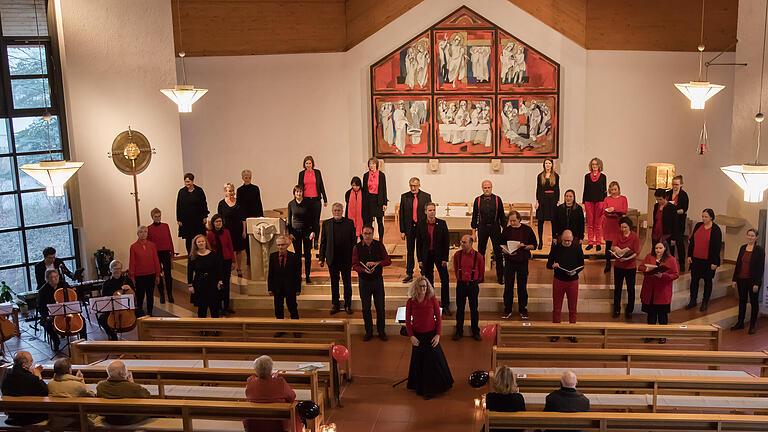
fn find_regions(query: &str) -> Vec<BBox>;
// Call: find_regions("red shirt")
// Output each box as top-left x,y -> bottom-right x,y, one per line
652,204 -> 665,241
207,229 -> 234,260
613,231 -> 640,269
427,221 -> 435,249
367,170 -> 379,194
129,240 -> 161,279
147,222 -> 174,254
453,249 -> 484,282
738,250 -> 752,279
303,169 -> 318,198
693,225 -> 712,260
405,295 -> 441,336
244,375 -> 299,432
639,254 -> 679,305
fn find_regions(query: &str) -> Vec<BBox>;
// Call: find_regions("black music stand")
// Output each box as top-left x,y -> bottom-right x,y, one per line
47,301 -> 82,358
90,295 -> 135,341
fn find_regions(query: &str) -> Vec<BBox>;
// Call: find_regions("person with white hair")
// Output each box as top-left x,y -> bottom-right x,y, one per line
96,360 -> 150,425
97,259 -> 134,340
0,351 -> 48,425
129,224 -> 161,316
544,371 -> 590,413
243,355 -> 300,432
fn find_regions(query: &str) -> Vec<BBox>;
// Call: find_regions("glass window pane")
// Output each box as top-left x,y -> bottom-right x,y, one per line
0,195 -> 20,230
0,157 -> 15,192
1,266 -> 28,294
0,231 -> 24,267
13,116 -> 61,153
0,120 -> 10,154
0,0 -> 48,37
21,191 -> 70,226
7,45 -> 46,75
18,152 -> 63,190
25,224 -> 74,263
11,78 -> 51,109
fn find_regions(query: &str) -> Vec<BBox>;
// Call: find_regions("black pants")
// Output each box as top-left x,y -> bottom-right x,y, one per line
329,262 -> 352,307
455,281 -> 479,335
670,234 -> 687,271
404,221 -> 417,276
43,316 -> 87,351
503,261 -> 528,314
305,197 -> 322,244
359,277 -> 385,335
605,241 -> 613,265
613,267 -> 636,314
220,259 -> 232,311
689,258 -> 715,304
536,221 -> 550,246
364,213 -> 385,241
421,250 -> 450,307
292,229 -> 313,279
736,278 -> 760,325
198,297 -> 220,318
134,274 -> 155,316
273,291 -> 299,319
96,313 -> 118,341
477,224 -> 503,282
647,309 -> 669,325
185,237 -> 194,253
157,250 -> 173,301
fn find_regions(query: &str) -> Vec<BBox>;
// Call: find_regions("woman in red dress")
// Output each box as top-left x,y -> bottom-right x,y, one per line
639,240 -> 679,343
602,181 -> 628,273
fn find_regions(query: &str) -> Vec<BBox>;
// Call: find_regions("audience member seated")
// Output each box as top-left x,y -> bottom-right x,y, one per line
484,365 -> 526,432
244,355 -> 301,432
95,360 -> 151,425
0,351 -> 48,426
544,371 -> 590,432
47,357 -> 94,428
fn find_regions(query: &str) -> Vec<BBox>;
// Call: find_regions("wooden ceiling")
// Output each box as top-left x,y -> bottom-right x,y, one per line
170,0 -> 739,57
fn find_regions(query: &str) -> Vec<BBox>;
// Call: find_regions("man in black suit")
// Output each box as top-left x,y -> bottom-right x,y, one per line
416,202 -> 451,315
268,235 -> 301,336
34,247 -> 75,290
544,371 -> 590,413
319,203 -> 357,315
471,180 -> 506,284
399,177 -> 432,283
667,175 -> 689,270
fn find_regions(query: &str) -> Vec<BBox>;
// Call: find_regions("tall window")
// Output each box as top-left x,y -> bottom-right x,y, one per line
0,0 -> 77,292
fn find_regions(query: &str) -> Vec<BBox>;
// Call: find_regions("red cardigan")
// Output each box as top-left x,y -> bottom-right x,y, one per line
147,222 -> 174,254
243,375 -> 300,432
207,229 -> 234,260
129,240 -> 161,279
639,254 -> 679,305
405,295 -> 442,336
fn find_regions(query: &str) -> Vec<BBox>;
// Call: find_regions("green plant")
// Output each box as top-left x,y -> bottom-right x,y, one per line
93,246 -> 115,278
0,281 -> 11,303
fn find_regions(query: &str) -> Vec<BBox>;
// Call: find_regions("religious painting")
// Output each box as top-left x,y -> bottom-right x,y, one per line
434,95 -> 494,157
497,95 -> 558,157
497,30 -> 559,93
372,96 -> 432,157
371,32 -> 431,93
433,30 -> 495,93
433,7 -> 493,28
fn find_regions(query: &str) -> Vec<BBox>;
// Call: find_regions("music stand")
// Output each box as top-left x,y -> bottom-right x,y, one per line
90,295 -> 135,341
0,303 -> 13,361
47,301 -> 82,357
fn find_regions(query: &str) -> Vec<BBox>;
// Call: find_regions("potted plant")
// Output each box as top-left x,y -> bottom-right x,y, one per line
94,246 -> 115,279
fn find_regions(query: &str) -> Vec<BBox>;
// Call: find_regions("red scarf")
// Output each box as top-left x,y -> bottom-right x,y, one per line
348,189 -> 364,236
590,171 -> 600,182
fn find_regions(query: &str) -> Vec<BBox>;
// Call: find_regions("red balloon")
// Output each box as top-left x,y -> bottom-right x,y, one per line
480,324 -> 497,342
332,345 -> 350,362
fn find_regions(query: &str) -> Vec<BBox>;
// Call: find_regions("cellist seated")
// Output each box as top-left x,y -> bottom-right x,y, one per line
38,269 -> 87,352
97,260 -> 137,341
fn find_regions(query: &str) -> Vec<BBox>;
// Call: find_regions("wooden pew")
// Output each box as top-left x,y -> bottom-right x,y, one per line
70,340 -> 341,406
492,346 -> 768,377
497,321 -> 721,350
136,316 -> 353,379
483,411 -> 768,431
0,397 -> 297,432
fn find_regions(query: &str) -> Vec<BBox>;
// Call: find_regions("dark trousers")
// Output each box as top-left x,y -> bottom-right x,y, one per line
736,278 -> 760,325
359,277 -> 385,335
364,214 -> 385,241
220,259 -> 232,311
552,278 -> 579,323
306,197 -> 322,244
404,221 -> 417,276
96,313 -> 118,341
605,241 -> 613,265
477,224 -> 503,281
503,261 -> 529,314
329,263 -> 352,307
185,237 -> 194,253
198,298 -> 220,318
43,316 -> 87,350
134,274 -> 155,316
157,250 -> 173,301
273,291 -> 299,319
421,250 -> 450,307
613,267 -> 636,314
689,258 -> 715,304
455,281 -> 479,335
292,230 -> 313,279
670,234 -> 687,271
647,309 -> 669,325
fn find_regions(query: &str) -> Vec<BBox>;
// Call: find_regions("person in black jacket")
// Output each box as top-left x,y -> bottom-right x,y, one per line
667,175 -> 689,269
501,211 -> 537,320
686,209 -> 722,311
187,235 -> 223,318
176,173 -> 209,253
535,158 -> 560,249
472,180 -> 506,284
287,185 -> 315,283
319,203 -> 357,315
416,202 -> 451,314
652,188 -> 677,244
237,169 -> 264,266
552,189 -> 585,243
268,235 -> 302,328
1,351 -> 48,426
38,269 -> 87,352
582,157 -> 607,251
731,228 -> 764,334
97,259 -> 134,341
362,157 -> 388,241
399,177 -> 432,283
34,246 -> 76,289
544,371 -> 590,413
484,365 -> 525,431
298,156 -> 328,249
547,231 -> 584,337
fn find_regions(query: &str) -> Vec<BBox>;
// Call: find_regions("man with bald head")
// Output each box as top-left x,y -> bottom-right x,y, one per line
453,234 -> 485,340
544,371 -> 590,413
471,180 -> 506,284
96,360 -> 151,425
1,351 -> 48,425
547,230 -> 585,338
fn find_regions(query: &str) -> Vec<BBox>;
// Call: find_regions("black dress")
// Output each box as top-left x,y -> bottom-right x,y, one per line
188,252 -> 222,318
405,297 -> 453,397
176,185 -> 209,240
218,199 -> 246,252
536,172 -> 559,221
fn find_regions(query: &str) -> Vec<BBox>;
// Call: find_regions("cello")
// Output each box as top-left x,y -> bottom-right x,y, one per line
52,284 -> 84,337
107,284 -> 137,333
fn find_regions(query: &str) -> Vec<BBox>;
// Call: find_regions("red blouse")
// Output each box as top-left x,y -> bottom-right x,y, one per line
453,249 -> 484,282
303,169 -> 318,198
367,170 -> 379,194
243,375 -> 299,432
612,230 -> 640,269
207,229 -> 235,261
147,222 -> 175,254
405,295 -> 441,336
737,250 -> 752,280
693,225 -> 712,260
129,240 -> 161,279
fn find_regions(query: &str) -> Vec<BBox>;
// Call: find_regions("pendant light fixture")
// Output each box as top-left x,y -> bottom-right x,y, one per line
721,0 -> 768,203
674,0 -> 725,109
19,0 -> 83,196
161,0 -> 207,112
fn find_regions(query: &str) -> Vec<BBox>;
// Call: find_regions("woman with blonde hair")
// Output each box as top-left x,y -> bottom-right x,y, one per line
486,365 -> 526,412
405,276 -> 453,399
187,234 -> 223,317
217,182 -> 246,279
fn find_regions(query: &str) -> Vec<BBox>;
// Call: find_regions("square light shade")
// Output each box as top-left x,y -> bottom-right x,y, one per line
161,84 -> 208,113
674,81 -> 725,109
720,164 -> 768,202
20,160 -> 83,196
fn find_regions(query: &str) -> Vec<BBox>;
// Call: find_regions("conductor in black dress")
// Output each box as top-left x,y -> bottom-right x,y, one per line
268,235 -> 301,322
399,177 -> 432,283
472,180 -> 506,284
416,202 -> 451,315
176,173 -> 209,253
319,203 -> 357,315
362,157 -> 388,241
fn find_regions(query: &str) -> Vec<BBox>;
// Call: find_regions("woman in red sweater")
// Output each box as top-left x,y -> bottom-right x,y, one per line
207,214 -> 234,315
611,217 -> 639,319
243,355 -> 301,432
129,225 -> 161,316
602,181 -> 628,273
639,240 -> 679,343
406,276 -> 453,399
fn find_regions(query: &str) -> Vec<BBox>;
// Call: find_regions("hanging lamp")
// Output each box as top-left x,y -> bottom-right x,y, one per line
19,0 -> 82,196
674,0 -> 725,109
161,0 -> 207,112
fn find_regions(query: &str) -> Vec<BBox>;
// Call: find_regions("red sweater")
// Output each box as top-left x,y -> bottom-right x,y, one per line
207,229 -> 234,260
453,249 -> 484,282
639,255 -> 679,305
243,375 -> 299,432
612,231 -> 640,269
129,240 -> 161,279
147,222 -> 174,254
405,295 -> 442,336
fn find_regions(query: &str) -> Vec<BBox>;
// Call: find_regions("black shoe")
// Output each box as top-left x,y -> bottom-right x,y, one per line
585,244 -> 593,251
345,306 -> 353,314
497,278 -> 504,285
159,294 -> 166,304
612,311 -> 620,318
423,394 -> 433,400
700,301 -> 709,312
472,333 -> 482,341
305,276 -> 312,284
604,263 -> 611,273
625,312 -> 632,320
330,305 -> 341,315
644,337 -> 654,343
596,245 -> 602,251
731,323 -> 745,331
452,332 -> 463,341
363,333 -> 373,341
568,336 -> 578,343
442,305 -> 452,316
658,338 -> 667,344
274,332 -> 285,338
749,325 -> 757,334
379,333 -> 388,341
293,332 -> 302,338
685,302 -> 697,310
537,242 -> 543,250
550,336 -> 560,342
167,294 -> 175,303
520,311 -> 529,320
402,275 -> 413,283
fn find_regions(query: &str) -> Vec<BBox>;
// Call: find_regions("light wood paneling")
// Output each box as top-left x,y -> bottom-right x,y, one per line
508,0 -> 587,47
345,0 -> 424,50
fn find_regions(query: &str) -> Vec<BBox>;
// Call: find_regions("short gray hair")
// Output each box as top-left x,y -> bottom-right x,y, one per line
109,259 -> 123,270
561,370 -> 578,388
253,355 -> 273,379
106,360 -> 128,380
13,351 -> 32,369
53,357 -> 72,377
332,202 -> 344,210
